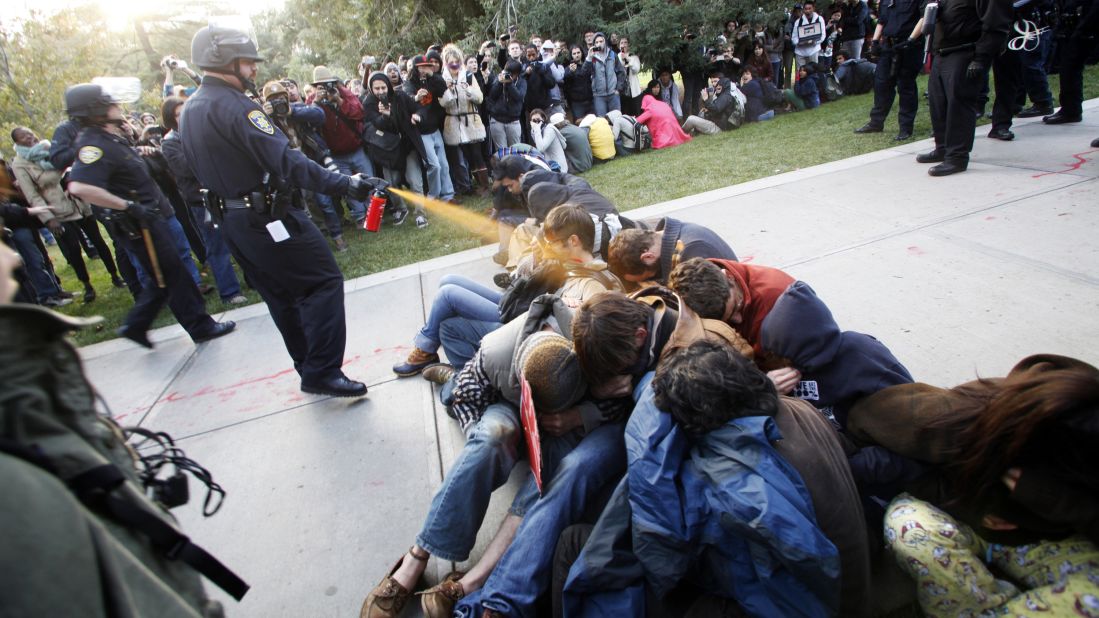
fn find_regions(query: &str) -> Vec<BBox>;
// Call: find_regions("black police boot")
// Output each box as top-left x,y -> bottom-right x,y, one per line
854,123 -> 883,134
1016,104 -> 1053,118
928,161 -> 968,177
894,130 -> 913,141
192,320 -> 237,344
111,274 -> 126,288
1043,110 -> 1082,124
118,324 -> 154,349
987,128 -> 1015,141
916,149 -> 945,164
301,374 -> 369,398
1092,137 -> 1099,148
83,282 -> 96,303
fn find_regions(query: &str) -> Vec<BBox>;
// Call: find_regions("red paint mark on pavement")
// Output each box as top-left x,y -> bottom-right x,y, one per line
739,255 -> 755,263
907,246 -> 925,256
985,216 -> 996,221
1032,149 -> 1098,178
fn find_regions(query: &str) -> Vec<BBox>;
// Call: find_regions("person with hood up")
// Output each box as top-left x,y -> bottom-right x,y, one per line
440,45 -> 491,196
363,71 -> 428,226
528,108 -> 568,173
539,40 -> 566,111
402,52 -> 454,224
680,74 -> 742,135
487,59 -> 527,150
585,32 -> 623,116
635,88 -> 692,149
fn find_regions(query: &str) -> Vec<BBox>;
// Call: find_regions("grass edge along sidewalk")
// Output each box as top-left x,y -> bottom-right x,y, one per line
49,66 -> 1099,347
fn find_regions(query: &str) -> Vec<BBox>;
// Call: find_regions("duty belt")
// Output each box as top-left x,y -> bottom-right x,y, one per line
222,192 -> 268,211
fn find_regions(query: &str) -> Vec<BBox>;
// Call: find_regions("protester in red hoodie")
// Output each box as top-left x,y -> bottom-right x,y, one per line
635,90 -> 691,149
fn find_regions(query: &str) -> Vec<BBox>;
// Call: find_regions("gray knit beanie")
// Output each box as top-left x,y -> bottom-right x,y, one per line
515,331 -> 586,414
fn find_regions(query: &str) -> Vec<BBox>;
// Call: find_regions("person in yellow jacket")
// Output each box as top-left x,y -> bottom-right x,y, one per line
577,114 -> 616,161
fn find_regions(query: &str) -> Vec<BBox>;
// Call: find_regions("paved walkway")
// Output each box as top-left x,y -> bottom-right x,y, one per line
79,102 -> 1099,617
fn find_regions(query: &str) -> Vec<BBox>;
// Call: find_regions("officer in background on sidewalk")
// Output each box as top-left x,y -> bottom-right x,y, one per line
915,0 -> 1014,176
855,0 -> 925,140
64,84 -> 236,348
180,24 -> 382,398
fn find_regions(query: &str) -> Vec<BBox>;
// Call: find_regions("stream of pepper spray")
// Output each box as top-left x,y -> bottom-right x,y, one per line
385,187 -> 498,239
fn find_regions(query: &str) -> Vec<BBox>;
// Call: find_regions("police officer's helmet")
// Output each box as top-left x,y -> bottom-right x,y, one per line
191,25 -> 265,70
262,80 -> 289,100
64,83 -> 117,119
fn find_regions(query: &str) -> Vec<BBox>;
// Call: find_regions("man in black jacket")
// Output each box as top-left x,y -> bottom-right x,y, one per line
916,0 -> 1014,176
403,52 -> 455,219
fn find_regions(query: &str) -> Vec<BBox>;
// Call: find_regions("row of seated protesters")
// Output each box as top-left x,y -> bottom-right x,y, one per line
364,159 -> 1098,618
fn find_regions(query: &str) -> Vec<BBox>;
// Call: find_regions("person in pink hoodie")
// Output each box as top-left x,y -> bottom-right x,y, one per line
635,86 -> 691,149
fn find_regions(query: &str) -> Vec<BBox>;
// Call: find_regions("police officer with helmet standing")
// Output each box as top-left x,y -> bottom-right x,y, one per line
915,0 -> 1013,176
65,84 -> 236,348
855,0 -> 925,140
180,25 -> 382,398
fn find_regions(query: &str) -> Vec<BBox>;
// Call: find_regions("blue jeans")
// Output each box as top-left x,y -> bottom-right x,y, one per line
11,227 -> 60,301
758,109 -> 776,121
592,94 -> 621,117
1019,29 -> 1053,108
165,215 -> 202,287
474,422 -> 628,618
189,206 -> 241,300
413,274 -> 502,355
570,100 -> 593,120
440,317 -> 503,370
408,130 -> 454,201
331,148 -> 375,221
312,192 -> 343,239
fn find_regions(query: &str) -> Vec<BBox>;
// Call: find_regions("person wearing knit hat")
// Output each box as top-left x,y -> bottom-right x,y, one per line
513,331 -> 586,415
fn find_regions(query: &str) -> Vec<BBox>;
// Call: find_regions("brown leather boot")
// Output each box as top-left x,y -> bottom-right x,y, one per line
392,347 -> 440,377
360,548 -> 427,618
474,169 -> 491,196
417,571 -> 465,618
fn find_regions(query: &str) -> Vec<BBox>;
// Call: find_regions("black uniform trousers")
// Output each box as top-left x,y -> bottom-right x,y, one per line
868,42 -> 924,132
56,217 -> 120,285
219,207 -> 347,384
119,216 -> 214,337
928,50 -> 986,164
991,49 -> 1024,131
1057,31 -> 1099,117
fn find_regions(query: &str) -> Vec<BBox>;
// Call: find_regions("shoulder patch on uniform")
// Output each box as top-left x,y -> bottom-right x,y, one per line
77,146 -> 103,164
247,110 -> 276,135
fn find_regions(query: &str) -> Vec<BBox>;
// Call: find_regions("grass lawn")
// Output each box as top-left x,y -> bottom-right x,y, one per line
50,65 -> 1099,347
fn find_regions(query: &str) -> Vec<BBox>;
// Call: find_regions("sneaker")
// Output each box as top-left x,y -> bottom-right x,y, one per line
83,286 -> 97,303
415,215 -> 429,229
225,294 -> 249,305
392,208 -> 409,226
393,347 -> 440,377
111,275 -> 126,288
492,250 -> 508,266
493,272 -> 512,289
334,236 -> 349,252
42,296 -> 73,308
422,363 -> 456,385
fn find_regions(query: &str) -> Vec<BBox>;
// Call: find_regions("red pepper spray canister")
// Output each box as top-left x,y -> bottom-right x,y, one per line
364,188 -> 388,232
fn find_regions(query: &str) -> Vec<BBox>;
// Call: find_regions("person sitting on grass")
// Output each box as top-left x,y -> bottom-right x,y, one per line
680,72 -> 744,135
784,65 -> 822,111
635,86 -> 692,149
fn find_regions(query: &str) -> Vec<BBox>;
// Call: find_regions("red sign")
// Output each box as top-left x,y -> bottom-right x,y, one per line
519,374 -> 543,494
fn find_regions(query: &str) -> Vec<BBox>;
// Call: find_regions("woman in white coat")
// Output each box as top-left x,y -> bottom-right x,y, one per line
440,45 -> 492,195
617,37 -> 643,116
528,108 -> 568,173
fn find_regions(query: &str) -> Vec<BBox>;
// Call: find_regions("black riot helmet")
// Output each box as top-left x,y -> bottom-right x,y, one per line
191,25 -> 264,70
64,83 -> 117,120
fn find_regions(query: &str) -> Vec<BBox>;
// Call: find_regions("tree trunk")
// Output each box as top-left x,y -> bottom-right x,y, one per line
0,37 -> 36,124
133,19 -> 162,72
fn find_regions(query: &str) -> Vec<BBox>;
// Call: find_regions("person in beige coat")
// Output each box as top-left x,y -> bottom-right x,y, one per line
10,127 -> 123,302
440,45 -> 492,195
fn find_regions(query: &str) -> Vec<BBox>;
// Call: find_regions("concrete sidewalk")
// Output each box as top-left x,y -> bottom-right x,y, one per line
79,102 -> 1099,617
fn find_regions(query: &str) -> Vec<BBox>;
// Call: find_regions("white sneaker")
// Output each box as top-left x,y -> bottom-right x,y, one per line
226,294 -> 249,305
415,215 -> 428,229
392,208 -> 409,226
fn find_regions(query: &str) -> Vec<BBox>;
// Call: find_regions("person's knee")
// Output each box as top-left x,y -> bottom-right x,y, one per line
472,407 -> 521,447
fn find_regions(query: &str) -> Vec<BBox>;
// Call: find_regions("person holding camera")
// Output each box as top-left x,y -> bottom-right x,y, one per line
563,45 -> 595,120
63,83 -> 235,348
617,37 -> 643,116
402,51 -> 455,217
308,65 -> 375,226
681,74 -> 742,134
180,25 -> 383,397
161,55 -> 201,99
487,60 -> 528,150
441,45 -> 492,196
792,0 -> 829,68
586,32 -> 623,117
363,70 -> 423,226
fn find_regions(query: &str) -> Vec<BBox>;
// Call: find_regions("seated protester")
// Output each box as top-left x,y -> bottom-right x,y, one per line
363,313 -> 588,618
529,108 -> 569,173
655,69 -> 685,120
680,73 -> 744,135
577,114 -> 616,161
487,60 -> 527,150
363,71 -> 429,225
490,154 -> 553,263
602,109 -> 648,154
668,257 -> 912,429
784,65 -> 822,111
848,355 -> 1099,618
391,205 -> 622,377
562,339 -> 871,617
551,112 -> 593,173
738,68 -> 777,122
525,182 -> 630,262
607,218 -> 737,286
636,86 -> 692,149
461,291 -> 681,618
832,51 -> 875,95
746,41 -> 775,83
563,46 -> 595,119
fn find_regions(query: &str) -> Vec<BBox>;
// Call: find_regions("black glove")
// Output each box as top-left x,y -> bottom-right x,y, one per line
346,174 -> 387,200
125,201 -> 159,225
965,60 -> 987,81
868,40 -> 882,59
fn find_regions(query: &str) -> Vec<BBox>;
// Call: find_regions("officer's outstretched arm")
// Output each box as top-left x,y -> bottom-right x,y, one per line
67,182 -> 128,211
235,104 -> 348,197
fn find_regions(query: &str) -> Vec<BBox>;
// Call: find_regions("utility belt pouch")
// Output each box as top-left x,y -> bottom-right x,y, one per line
248,191 -> 270,217
270,191 -> 292,220
200,189 -> 224,225
98,208 -> 141,240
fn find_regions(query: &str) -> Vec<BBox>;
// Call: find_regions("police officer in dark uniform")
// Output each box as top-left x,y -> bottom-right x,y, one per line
915,0 -> 1013,176
1043,0 -> 1099,126
854,0 -> 925,139
65,84 -> 236,348
180,25 -> 381,398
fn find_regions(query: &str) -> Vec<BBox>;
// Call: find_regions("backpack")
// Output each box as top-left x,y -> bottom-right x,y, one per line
820,72 -> 845,102
727,94 -> 745,130
498,261 -> 569,322
760,78 -> 786,108
617,115 -> 653,153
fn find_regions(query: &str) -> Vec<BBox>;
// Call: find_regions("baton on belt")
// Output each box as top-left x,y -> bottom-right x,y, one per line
131,192 -> 166,288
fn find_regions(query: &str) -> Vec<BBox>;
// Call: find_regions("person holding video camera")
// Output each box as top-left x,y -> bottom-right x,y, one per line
180,25 -> 383,397
161,55 -> 201,99
586,32 -> 624,117
487,59 -> 528,150
308,66 -> 375,226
